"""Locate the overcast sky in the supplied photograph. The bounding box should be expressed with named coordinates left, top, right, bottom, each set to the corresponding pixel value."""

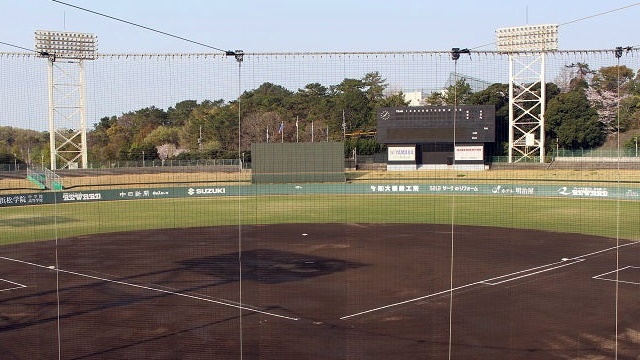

left=1, top=0, right=639, bottom=54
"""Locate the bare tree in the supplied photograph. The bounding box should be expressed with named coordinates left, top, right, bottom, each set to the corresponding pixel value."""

left=240, top=111, right=284, bottom=148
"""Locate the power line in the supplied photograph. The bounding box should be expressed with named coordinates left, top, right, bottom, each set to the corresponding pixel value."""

left=0, top=41, right=38, bottom=53
left=560, top=2, right=640, bottom=26
left=0, top=41, right=56, bottom=58
left=51, top=0, right=238, bottom=55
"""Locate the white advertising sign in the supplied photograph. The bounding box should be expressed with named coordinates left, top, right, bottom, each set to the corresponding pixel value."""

left=388, top=146, right=416, bottom=161
left=454, top=145, right=484, bottom=161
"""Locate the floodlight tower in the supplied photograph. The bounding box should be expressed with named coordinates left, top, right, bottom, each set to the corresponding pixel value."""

left=35, top=30, right=97, bottom=170
left=496, top=24, right=558, bottom=163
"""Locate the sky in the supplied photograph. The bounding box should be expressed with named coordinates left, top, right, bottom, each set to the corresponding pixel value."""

left=1, top=1, right=640, bottom=132
left=1, top=0, right=639, bottom=54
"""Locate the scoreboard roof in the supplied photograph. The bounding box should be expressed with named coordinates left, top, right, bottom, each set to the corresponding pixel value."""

left=376, top=105, right=495, bottom=144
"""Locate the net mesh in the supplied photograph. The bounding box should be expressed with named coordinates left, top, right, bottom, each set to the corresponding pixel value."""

left=1, top=49, right=640, bottom=359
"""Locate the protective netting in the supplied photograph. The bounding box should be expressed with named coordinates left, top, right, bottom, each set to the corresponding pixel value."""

left=1, top=49, right=640, bottom=359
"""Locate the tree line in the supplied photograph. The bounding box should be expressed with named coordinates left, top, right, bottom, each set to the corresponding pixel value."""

left=2, top=65, right=640, bottom=168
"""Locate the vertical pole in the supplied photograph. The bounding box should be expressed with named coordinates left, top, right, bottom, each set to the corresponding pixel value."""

left=448, top=51, right=459, bottom=360
left=342, top=109, right=346, bottom=141
left=539, top=53, right=546, bottom=163
left=311, top=121, right=314, bottom=143
left=47, top=59, right=56, bottom=170
left=234, top=52, right=244, bottom=360
left=507, top=55, right=514, bottom=163
left=79, top=60, right=88, bottom=168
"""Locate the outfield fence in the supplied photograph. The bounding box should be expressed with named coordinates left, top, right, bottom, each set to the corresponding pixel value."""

left=1, top=182, right=638, bottom=209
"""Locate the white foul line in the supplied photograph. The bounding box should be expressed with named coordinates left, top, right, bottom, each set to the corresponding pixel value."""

left=341, top=241, right=639, bottom=320
left=0, top=278, right=27, bottom=292
left=480, top=259, right=585, bottom=286
left=593, top=266, right=640, bottom=285
left=0, top=255, right=299, bottom=321
left=340, top=282, right=478, bottom=320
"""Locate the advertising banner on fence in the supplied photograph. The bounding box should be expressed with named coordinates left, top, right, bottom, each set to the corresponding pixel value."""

left=0, top=193, right=48, bottom=207
left=2, top=183, right=639, bottom=208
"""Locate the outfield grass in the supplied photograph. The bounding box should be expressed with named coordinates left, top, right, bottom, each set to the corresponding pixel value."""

left=3, top=168, right=639, bottom=245
left=2, top=193, right=638, bottom=245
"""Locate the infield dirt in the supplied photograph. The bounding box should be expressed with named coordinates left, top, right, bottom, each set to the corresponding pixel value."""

left=0, top=223, right=638, bottom=359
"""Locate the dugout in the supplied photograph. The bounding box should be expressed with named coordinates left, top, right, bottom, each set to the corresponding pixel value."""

left=376, top=105, right=495, bottom=170
left=251, top=142, right=345, bottom=184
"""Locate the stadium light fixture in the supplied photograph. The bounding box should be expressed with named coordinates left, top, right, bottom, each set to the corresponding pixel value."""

left=35, top=30, right=98, bottom=60
left=495, top=24, right=558, bottom=52
left=35, top=30, right=97, bottom=170
left=496, top=24, right=557, bottom=163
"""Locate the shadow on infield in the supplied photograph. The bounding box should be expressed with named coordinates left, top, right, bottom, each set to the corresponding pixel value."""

left=178, top=248, right=367, bottom=284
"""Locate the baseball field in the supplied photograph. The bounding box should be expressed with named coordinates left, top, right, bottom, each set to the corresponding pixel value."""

left=0, top=168, right=639, bottom=359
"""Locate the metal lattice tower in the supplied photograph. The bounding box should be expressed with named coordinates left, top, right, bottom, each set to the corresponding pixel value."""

left=496, top=24, right=558, bottom=163
left=35, top=30, right=97, bottom=170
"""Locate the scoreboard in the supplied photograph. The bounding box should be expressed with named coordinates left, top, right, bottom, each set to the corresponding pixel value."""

left=376, top=105, right=495, bottom=144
